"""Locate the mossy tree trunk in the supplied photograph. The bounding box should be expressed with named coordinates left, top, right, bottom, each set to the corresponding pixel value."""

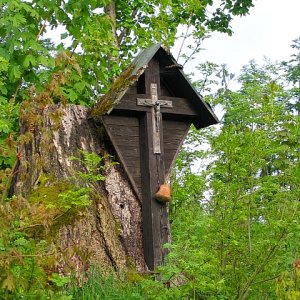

left=10, top=104, right=147, bottom=275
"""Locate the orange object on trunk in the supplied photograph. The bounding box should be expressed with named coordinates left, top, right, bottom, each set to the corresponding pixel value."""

left=155, top=184, right=171, bottom=203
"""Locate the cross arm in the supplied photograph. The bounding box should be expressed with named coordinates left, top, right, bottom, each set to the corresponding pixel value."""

left=114, top=94, right=198, bottom=117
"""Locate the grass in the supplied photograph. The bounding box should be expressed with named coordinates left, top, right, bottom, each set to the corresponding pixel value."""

left=70, top=267, right=145, bottom=300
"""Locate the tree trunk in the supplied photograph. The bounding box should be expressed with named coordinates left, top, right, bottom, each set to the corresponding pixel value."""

left=104, top=1, right=118, bottom=48
left=11, top=104, right=147, bottom=275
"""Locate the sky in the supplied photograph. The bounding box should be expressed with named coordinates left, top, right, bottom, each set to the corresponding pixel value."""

left=174, top=0, right=300, bottom=79
left=46, top=0, right=300, bottom=90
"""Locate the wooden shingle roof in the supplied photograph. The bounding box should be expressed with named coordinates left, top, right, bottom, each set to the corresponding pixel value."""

left=91, top=44, right=218, bottom=129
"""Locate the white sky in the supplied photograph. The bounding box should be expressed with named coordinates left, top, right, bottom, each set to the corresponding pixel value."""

left=174, top=0, right=300, bottom=78
left=47, top=0, right=300, bottom=87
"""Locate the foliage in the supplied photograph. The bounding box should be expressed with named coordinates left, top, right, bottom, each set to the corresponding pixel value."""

left=70, top=150, right=117, bottom=183
left=0, top=0, right=255, bottom=110
left=275, top=269, right=300, bottom=299
left=165, top=53, right=300, bottom=299
left=70, top=266, right=145, bottom=300
left=170, top=125, right=209, bottom=219
left=0, top=150, right=109, bottom=298
left=282, top=37, right=300, bottom=113
left=69, top=51, right=300, bottom=300
left=0, top=0, right=256, bottom=201
left=0, top=195, right=74, bottom=299
left=0, top=0, right=268, bottom=298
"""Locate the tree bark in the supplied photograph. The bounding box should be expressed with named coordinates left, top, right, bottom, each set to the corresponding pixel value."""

left=11, top=104, right=147, bottom=275
left=104, top=1, right=118, bottom=48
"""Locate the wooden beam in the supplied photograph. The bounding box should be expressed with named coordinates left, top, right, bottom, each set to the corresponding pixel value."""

left=114, top=95, right=198, bottom=117
left=145, top=59, right=161, bottom=95
left=140, top=58, right=169, bottom=269
left=140, top=112, right=169, bottom=270
left=140, top=112, right=154, bottom=269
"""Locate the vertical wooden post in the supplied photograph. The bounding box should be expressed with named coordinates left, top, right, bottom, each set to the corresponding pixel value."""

left=140, top=59, right=169, bottom=270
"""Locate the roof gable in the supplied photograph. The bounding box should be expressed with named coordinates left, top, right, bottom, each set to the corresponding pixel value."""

left=91, top=43, right=218, bottom=128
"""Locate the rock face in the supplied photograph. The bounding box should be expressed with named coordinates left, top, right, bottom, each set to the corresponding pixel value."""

left=11, top=104, right=147, bottom=274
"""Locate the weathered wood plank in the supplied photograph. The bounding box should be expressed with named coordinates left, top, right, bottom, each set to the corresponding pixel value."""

left=102, top=117, right=142, bottom=201
left=106, top=126, right=140, bottom=137
left=145, top=59, right=161, bottom=95
left=122, top=168, right=141, bottom=177
left=132, top=175, right=142, bottom=185
left=160, top=82, right=172, bottom=97
left=162, top=120, right=190, bottom=176
left=164, top=141, right=185, bottom=147
left=126, top=160, right=142, bottom=168
left=115, top=95, right=198, bottom=116
left=111, top=136, right=140, bottom=145
left=140, top=110, right=167, bottom=270
left=161, top=118, right=190, bottom=129
left=139, top=113, right=154, bottom=269
left=103, top=116, right=139, bottom=127
left=164, top=135, right=187, bottom=142
left=137, top=61, right=170, bottom=271
left=126, top=83, right=137, bottom=94
left=117, top=146, right=140, bottom=157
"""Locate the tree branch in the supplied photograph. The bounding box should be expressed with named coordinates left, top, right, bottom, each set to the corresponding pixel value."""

left=237, top=230, right=287, bottom=300
left=252, top=274, right=281, bottom=286
left=117, top=9, right=138, bottom=46
left=104, top=1, right=118, bottom=49
left=182, top=38, right=202, bottom=67
left=176, top=26, right=190, bottom=62
left=36, top=18, right=48, bottom=41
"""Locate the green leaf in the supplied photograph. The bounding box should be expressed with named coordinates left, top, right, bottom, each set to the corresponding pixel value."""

left=60, top=32, right=69, bottom=39
left=0, top=120, right=10, bottom=133
left=0, top=83, right=7, bottom=95
left=39, top=55, right=55, bottom=67
left=49, top=273, right=70, bottom=287
left=68, top=89, right=78, bottom=102
left=12, top=13, right=27, bottom=27
left=8, top=64, right=22, bottom=81
left=74, top=81, right=86, bottom=92
left=0, top=57, right=9, bottom=72
left=2, top=272, right=14, bottom=291
left=23, top=54, right=37, bottom=68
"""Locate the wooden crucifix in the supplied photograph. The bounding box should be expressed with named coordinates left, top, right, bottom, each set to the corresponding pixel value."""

left=137, top=83, right=172, bottom=154
left=138, top=61, right=172, bottom=270
left=94, top=44, right=218, bottom=270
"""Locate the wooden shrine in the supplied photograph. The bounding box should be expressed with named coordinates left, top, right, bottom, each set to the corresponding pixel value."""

left=91, top=44, right=218, bottom=270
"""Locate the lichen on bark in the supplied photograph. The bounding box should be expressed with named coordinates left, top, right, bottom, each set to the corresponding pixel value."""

left=11, top=104, right=147, bottom=276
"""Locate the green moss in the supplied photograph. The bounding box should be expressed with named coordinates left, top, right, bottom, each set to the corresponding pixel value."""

left=110, top=64, right=136, bottom=93
left=91, top=64, right=138, bottom=118
left=29, top=175, right=71, bottom=205
left=50, top=206, right=86, bottom=236
left=115, top=220, right=121, bottom=236
left=91, top=97, right=114, bottom=116
left=28, top=175, right=92, bottom=236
